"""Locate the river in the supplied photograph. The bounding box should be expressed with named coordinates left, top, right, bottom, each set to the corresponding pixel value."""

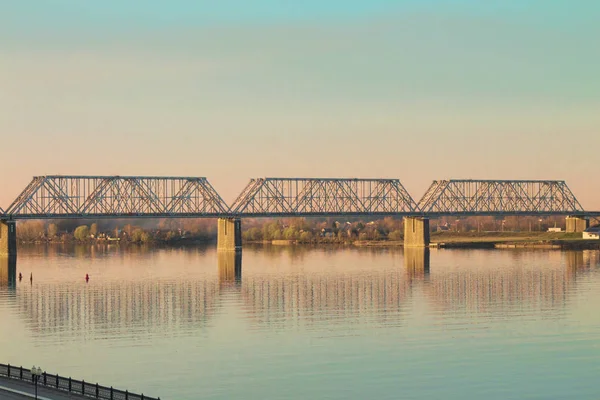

left=1, top=245, right=599, bottom=399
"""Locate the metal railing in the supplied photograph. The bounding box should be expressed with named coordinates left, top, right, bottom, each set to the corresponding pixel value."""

left=0, top=363, right=160, bottom=400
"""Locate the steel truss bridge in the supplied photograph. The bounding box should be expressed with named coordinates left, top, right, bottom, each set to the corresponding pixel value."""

left=0, top=176, right=598, bottom=220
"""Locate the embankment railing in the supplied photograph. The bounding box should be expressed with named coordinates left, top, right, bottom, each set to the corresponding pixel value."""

left=0, top=363, right=160, bottom=400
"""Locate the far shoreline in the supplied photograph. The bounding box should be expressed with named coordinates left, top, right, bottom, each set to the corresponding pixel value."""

left=245, top=231, right=600, bottom=250
left=17, top=231, right=600, bottom=251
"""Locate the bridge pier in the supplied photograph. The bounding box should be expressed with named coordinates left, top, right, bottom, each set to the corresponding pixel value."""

left=566, top=216, right=589, bottom=233
left=403, top=217, right=430, bottom=247
left=0, top=221, right=17, bottom=257
left=217, top=218, right=242, bottom=252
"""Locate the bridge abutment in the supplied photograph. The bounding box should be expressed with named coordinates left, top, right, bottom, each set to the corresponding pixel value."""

left=217, top=218, right=242, bottom=252
left=566, top=216, right=589, bottom=233
left=403, top=217, right=430, bottom=247
left=0, top=221, right=17, bottom=257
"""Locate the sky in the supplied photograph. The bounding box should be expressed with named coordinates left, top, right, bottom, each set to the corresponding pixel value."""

left=1, top=0, right=599, bottom=208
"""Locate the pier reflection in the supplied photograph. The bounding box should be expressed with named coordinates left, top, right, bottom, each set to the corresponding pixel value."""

left=0, top=256, right=17, bottom=290
left=218, top=252, right=242, bottom=287
left=404, top=248, right=430, bottom=280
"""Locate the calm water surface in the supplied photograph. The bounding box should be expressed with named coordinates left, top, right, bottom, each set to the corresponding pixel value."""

left=1, top=245, right=600, bottom=400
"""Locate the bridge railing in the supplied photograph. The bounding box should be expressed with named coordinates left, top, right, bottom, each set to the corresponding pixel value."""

left=0, top=363, right=160, bottom=400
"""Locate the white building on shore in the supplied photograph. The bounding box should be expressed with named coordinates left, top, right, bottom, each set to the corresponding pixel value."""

left=583, top=226, right=600, bottom=240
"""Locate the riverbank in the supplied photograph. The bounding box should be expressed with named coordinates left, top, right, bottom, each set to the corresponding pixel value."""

left=246, top=232, right=600, bottom=250
left=430, top=231, right=600, bottom=250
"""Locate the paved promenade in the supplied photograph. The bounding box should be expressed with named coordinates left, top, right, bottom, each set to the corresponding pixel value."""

left=0, top=376, right=88, bottom=399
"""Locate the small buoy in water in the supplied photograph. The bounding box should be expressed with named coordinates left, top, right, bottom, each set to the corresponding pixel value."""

left=85, top=273, right=89, bottom=282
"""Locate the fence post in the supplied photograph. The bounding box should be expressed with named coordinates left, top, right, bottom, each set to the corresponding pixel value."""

left=141, top=394, right=144, bottom=400
left=69, top=377, right=72, bottom=391
left=7, top=364, right=10, bottom=377
left=125, top=389, right=128, bottom=400
left=56, top=374, right=59, bottom=388
left=96, top=383, right=99, bottom=398
left=43, top=372, right=47, bottom=385
left=20, top=366, right=22, bottom=379
left=110, top=386, right=113, bottom=400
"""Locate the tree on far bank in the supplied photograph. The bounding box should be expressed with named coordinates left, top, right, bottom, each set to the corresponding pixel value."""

left=16, top=221, right=45, bottom=241
left=47, top=223, right=58, bottom=238
left=74, top=225, right=90, bottom=241
left=388, top=230, right=402, bottom=241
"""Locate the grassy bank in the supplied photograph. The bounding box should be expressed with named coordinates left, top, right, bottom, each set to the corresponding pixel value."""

left=431, top=231, right=600, bottom=250
left=246, top=231, right=600, bottom=250
left=430, top=231, right=583, bottom=243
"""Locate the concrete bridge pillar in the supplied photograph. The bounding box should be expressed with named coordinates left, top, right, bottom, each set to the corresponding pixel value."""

left=0, top=221, right=17, bottom=257
left=566, top=216, right=589, bottom=233
left=403, top=217, right=430, bottom=247
left=217, top=218, right=242, bottom=252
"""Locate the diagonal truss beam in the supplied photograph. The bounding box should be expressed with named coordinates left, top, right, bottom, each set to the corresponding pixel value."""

left=5, top=176, right=229, bottom=219
left=417, top=180, right=584, bottom=215
left=229, top=178, right=418, bottom=216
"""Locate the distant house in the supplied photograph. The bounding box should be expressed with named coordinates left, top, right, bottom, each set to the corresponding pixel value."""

left=320, top=228, right=335, bottom=238
left=436, top=224, right=450, bottom=232
left=583, top=226, right=600, bottom=240
left=547, top=227, right=562, bottom=233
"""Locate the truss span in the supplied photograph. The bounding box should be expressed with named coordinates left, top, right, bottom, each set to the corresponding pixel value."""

left=229, top=178, right=418, bottom=216
left=4, top=176, right=229, bottom=219
left=417, top=180, right=584, bottom=216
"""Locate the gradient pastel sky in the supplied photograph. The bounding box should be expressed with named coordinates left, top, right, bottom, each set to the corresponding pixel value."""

left=1, top=0, right=599, bottom=208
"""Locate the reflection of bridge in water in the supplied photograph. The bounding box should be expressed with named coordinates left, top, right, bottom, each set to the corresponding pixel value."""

left=423, top=250, right=600, bottom=315
left=239, top=255, right=413, bottom=327
left=1, top=249, right=597, bottom=335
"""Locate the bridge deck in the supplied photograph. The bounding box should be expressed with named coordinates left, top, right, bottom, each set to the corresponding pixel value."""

left=0, top=375, right=88, bottom=399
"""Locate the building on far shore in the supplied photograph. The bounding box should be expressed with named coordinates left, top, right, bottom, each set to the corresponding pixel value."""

left=547, top=227, right=562, bottom=233
left=583, top=226, right=600, bottom=240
